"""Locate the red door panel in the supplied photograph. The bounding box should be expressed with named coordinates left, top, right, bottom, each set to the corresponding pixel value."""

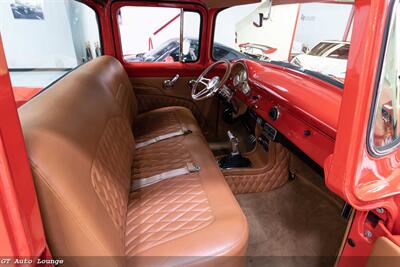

left=324, top=1, right=400, bottom=265
left=324, top=0, right=399, bottom=222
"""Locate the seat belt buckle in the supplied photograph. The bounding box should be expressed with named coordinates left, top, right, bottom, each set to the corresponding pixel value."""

left=182, top=127, right=192, bottom=135
left=187, top=162, right=200, bottom=172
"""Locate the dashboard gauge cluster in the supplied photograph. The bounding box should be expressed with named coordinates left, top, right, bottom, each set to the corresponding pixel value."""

left=231, top=63, right=251, bottom=96
left=242, top=82, right=251, bottom=95
left=233, top=73, right=241, bottom=87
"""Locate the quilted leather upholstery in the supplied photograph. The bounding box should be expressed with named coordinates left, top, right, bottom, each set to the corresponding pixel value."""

left=132, top=136, right=193, bottom=180
left=136, top=93, right=208, bottom=131
left=126, top=133, right=248, bottom=266
left=20, top=56, right=248, bottom=267
left=96, top=56, right=138, bottom=124
left=91, top=117, right=134, bottom=238
left=126, top=173, right=214, bottom=255
left=223, top=142, right=289, bottom=194
left=134, top=106, right=202, bottom=144
left=19, top=57, right=133, bottom=262
left=115, top=83, right=135, bottom=124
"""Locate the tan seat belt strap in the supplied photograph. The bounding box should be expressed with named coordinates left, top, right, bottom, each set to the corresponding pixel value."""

left=135, top=127, right=192, bottom=149
left=131, top=163, right=200, bottom=191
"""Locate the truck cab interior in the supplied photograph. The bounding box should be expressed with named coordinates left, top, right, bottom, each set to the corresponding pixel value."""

left=2, top=0, right=400, bottom=267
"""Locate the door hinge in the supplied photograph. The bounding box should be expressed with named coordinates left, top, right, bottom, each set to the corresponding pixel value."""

left=363, top=208, right=399, bottom=245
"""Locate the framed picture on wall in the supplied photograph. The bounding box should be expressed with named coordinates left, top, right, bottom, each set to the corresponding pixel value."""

left=10, top=0, right=44, bottom=20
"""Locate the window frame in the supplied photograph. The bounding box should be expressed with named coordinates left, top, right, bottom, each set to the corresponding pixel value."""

left=79, top=0, right=104, bottom=60
left=210, top=7, right=232, bottom=62
left=367, top=0, right=399, bottom=157
left=111, top=1, right=205, bottom=65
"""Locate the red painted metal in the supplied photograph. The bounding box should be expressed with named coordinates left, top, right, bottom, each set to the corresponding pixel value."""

left=231, top=59, right=340, bottom=166
left=153, top=13, right=181, bottom=35
left=325, top=0, right=398, bottom=214
left=337, top=211, right=374, bottom=267
left=0, top=34, right=50, bottom=264
left=343, top=6, right=355, bottom=41
left=325, top=1, right=400, bottom=264
left=110, top=1, right=209, bottom=77
left=12, top=87, right=41, bottom=108
left=149, top=13, right=181, bottom=50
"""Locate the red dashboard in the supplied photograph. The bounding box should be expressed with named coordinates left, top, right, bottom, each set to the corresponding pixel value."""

left=230, top=60, right=343, bottom=167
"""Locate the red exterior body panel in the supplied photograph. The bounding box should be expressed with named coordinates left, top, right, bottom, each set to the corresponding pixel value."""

left=325, top=1, right=400, bottom=264
left=325, top=0, right=399, bottom=213
left=0, top=34, right=50, bottom=264
left=13, top=87, right=41, bottom=108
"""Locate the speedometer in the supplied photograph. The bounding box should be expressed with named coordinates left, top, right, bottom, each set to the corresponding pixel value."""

left=240, top=70, right=247, bottom=81
left=233, top=74, right=241, bottom=87
left=242, top=82, right=251, bottom=96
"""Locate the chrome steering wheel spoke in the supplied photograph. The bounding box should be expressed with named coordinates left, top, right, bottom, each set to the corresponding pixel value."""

left=191, top=60, right=232, bottom=101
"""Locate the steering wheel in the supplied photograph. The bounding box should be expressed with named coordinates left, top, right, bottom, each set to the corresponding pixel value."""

left=191, top=59, right=232, bottom=101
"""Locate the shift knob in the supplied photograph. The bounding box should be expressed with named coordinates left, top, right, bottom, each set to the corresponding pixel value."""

left=227, top=131, right=239, bottom=155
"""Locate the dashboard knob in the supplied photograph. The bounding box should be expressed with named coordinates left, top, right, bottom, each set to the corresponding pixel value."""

left=268, top=107, right=280, bottom=121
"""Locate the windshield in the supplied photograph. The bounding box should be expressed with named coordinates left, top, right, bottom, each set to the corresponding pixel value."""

left=213, top=1, right=354, bottom=87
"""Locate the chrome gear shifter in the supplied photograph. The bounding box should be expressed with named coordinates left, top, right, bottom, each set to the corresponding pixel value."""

left=227, top=131, right=239, bottom=155
left=218, top=131, right=251, bottom=169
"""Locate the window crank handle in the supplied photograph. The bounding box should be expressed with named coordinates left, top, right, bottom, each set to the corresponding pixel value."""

left=163, top=74, right=180, bottom=89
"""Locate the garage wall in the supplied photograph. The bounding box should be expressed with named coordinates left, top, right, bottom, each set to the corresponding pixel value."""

left=0, top=0, right=100, bottom=69
left=0, top=0, right=77, bottom=69
left=293, top=3, right=353, bottom=52
left=119, top=6, right=201, bottom=56
left=65, top=0, right=101, bottom=64
left=214, top=3, right=260, bottom=49
left=235, top=3, right=299, bottom=61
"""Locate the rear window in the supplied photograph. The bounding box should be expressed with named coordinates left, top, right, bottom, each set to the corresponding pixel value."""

left=0, top=0, right=101, bottom=107
left=117, top=6, right=201, bottom=63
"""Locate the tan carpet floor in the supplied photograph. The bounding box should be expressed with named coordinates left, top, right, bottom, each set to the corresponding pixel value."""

left=236, top=176, right=347, bottom=267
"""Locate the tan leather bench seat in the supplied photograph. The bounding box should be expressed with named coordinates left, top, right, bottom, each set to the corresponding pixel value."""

left=82, top=56, right=202, bottom=143
left=134, top=106, right=202, bottom=144
left=19, top=56, right=248, bottom=267
left=128, top=134, right=248, bottom=266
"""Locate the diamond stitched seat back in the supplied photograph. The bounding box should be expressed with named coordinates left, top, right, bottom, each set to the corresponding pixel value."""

left=19, top=56, right=136, bottom=266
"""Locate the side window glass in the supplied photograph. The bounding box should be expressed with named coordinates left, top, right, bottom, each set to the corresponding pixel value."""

left=118, top=6, right=201, bottom=63
left=0, top=0, right=101, bottom=107
left=370, top=1, right=400, bottom=153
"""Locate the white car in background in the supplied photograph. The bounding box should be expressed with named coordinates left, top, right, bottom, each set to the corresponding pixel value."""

left=291, top=41, right=350, bottom=81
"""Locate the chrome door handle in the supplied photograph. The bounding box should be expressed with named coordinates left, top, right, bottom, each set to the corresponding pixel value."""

left=163, top=74, right=180, bottom=89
